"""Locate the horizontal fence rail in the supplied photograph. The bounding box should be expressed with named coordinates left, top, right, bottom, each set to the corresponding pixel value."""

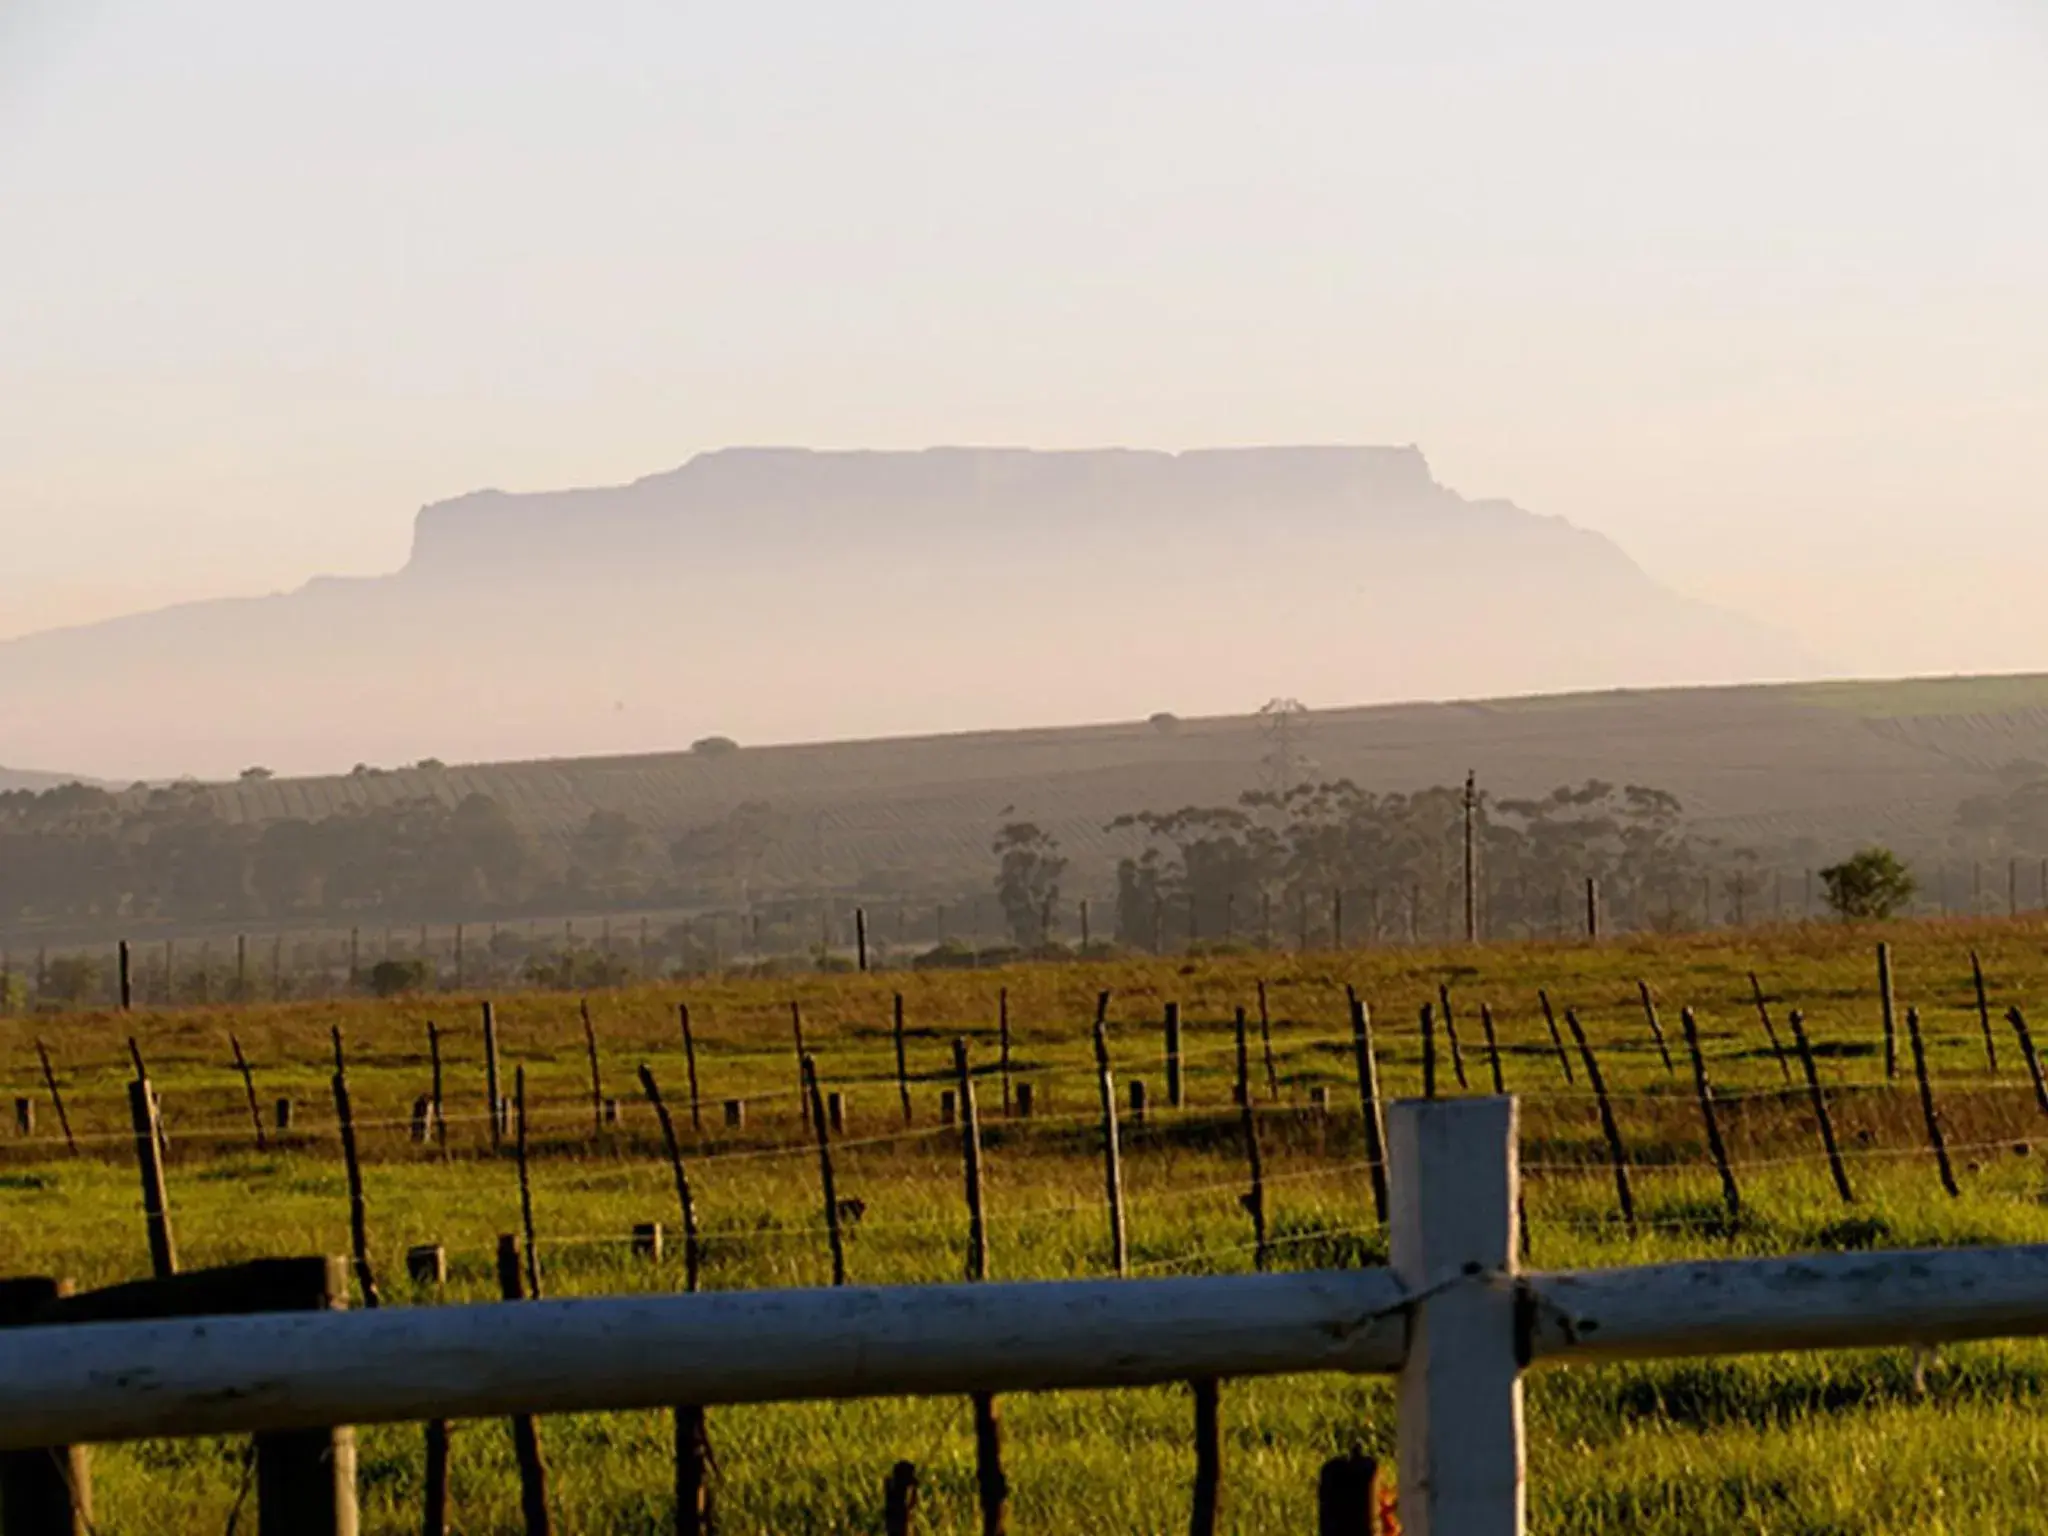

left=10, top=1097, right=2048, bottom=1533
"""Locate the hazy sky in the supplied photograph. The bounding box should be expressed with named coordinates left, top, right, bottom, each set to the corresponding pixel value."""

left=3, top=0, right=2045, bottom=675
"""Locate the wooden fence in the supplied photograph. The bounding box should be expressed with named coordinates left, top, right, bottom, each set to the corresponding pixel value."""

left=6, top=1097, right=2048, bottom=1533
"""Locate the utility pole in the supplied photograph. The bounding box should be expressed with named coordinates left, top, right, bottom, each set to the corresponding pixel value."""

left=1462, top=770, right=1480, bottom=944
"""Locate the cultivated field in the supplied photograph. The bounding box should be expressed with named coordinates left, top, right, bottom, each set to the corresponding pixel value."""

left=192, top=673, right=2048, bottom=895
left=8, top=920, right=2048, bottom=1531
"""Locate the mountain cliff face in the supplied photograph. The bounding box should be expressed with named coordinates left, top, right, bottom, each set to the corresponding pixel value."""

left=0, top=447, right=1813, bottom=779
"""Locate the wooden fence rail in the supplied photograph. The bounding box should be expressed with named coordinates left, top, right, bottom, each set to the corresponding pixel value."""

left=8, top=1098, right=2048, bottom=1534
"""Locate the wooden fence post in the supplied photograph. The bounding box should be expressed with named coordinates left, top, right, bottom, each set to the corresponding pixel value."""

left=856, top=908, right=869, bottom=974
left=1090, top=992, right=1127, bottom=1277
left=1634, top=982, right=1675, bottom=1076
left=1390, top=1096, right=1524, bottom=1536
left=953, top=1038, right=1008, bottom=1535
left=33, top=1042, right=75, bottom=1156
left=1971, top=952, right=2000, bottom=1074
left=251, top=1256, right=358, bottom=1536
left=482, top=1001, right=503, bottom=1149
left=1317, top=1448, right=1383, bottom=1535
left=637, top=1067, right=702, bottom=1292
left=1258, top=982, right=1280, bottom=1101
left=791, top=1002, right=812, bottom=1129
left=118, top=940, right=132, bottom=1013
left=128, top=1077, right=177, bottom=1278
left=804, top=1056, right=847, bottom=1286
left=1537, top=991, right=1574, bottom=1084
left=1678, top=1008, right=1740, bottom=1222
left=427, top=1019, right=447, bottom=1151
left=675, top=1404, right=714, bottom=1536
left=1563, top=1010, right=1634, bottom=1232
left=1348, top=989, right=1389, bottom=1224
left=2005, top=1007, right=2048, bottom=1117
left=1877, top=943, right=1898, bottom=1081
left=679, top=1003, right=703, bottom=1135
left=581, top=1000, right=605, bottom=1137
left=1787, top=1010, right=1854, bottom=1203
left=1234, top=1008, right=1269, bottom=1270
left=330, top=1028, right=382, bottom=1310
left=1191, top=1378, right=1222, bottom=1536
left=420, top=1258, right=450, bottom=1536
left=1421, top=1004, right=1438, bottom=1100
left=1905, top=1007, right=1961, bottom=1198
left=515, top=1069, right=542, bottom=1301
left=1745, top=974, right=1792, bottom=1083
left=495, top=1235, right=553, bottom=1536
left=894, top=993, right=913, bottom=1126
left=0, top=1278, right=91, bottom=1536
left=1477, top=1003, right=1506, bottom=1095
left=1164, top=1003, right=1184, bottom=1109
left=884, top=1462, right=919, bottom=1536
left=998, top=989, right=1013, bottom=1118
left=1437, top=986, right=1470, bottom=1091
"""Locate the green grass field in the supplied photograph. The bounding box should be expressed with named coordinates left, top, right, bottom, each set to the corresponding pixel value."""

left=8, top=920, right=2048, bottom=1532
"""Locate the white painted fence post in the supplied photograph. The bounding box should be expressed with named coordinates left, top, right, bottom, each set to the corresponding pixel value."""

left=1390, top=1095, right=1524, bottom=1536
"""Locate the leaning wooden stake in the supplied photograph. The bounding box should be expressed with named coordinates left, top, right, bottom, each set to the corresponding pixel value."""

left=330, top=1028, right=383, bottom=1309
left=1090, top=991, right=1127, bottom=1276
left=1190, top=1378, right=1222, bottom=1536
left=495, top=1234, right=554, bottom=1536
left=1746, top=973, right=1793, bottom=1084
left=1787, top=1009, right=1854, bottom=1203
left=33, top=1040, right=75, bottom=1155
left=1257, top=981, right=1280, bottom=1101
left=1477, top=1002, right=1506, bottom=1095
left=639, top=1063, right=713, bottom=1533
left=1563, top=1009, right=1635, bottom=1231
left=515, top=1068, right=543, bottom=1299
left=679, top=1002, right=704, bottom=1135
left=1234, top=1008, right=1270, bottom=1269
left=482, top=1001, right=504, bottom=1149
left=1635, top=981, right=1675, bottom=1075
left=1437, top=985, right=1470, bottom=1091
left=1537, top=990, right=1574, bottom=1084
left=1877, top=942, right=1899, bottom=1081
left=791, top=1002, right=812, bottom=1128
left=1971, top=951, right=2000, bottom=1074
left=804, top=1055, right=848, bottom=1286
left=893, top=993, right=913, bottom=1126
left=954, top=1038, right=1008, bottom=1536
left=1678, top=1008, right=1741, bottom=1222
left=638, top=1066, right=703, bottom=1292
left=1348, top=988, right=1390, bottom=1224
left=2006, top=1006, right=2048, bottom=1117
left=127, top=1075, right=177, bottom=1278
left=580, top=999, right=605, bottom=1137
left=1905, top=1007, right=1961, bottom=1198
left=231, top=1032, right=267, bottom=1151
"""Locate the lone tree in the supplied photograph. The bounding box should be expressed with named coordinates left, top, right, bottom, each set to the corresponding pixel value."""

left=1820, top=847, right=1917, bottom=921
left=993, top=821, right=1067, bottom=947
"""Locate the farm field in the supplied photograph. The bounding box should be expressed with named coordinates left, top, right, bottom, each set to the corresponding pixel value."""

left=192, top=672, right=2048, bottom=897
left=9, top=920, right=2048, bottom=1531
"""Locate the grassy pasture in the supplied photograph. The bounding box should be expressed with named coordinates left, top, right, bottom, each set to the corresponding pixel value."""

left=8, top=920, right=2048, bottom=1532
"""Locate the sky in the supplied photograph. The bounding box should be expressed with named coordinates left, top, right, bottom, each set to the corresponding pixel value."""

left=2, top=0, right=2045, bottom=676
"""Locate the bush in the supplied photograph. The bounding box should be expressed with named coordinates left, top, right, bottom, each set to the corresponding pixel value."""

left=367, top=957, right=431, bottom=997
left=691, top=736, right=740, bottom=758
left=41, top=955, right=101, bottom=1005
left=1819, top=847, right=1917, bottom=921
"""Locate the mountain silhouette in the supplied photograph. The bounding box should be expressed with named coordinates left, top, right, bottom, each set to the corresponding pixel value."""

left=0, top=446, right=1814, bottom=779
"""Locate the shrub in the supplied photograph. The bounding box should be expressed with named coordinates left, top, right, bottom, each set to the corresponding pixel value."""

left=1819, top=847, right=1917, bottom=921
left=367, top=957, right=431, bottom=997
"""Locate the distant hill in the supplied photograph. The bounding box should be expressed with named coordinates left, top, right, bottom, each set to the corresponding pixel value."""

left=193, top=673, right=2048, bottom=901
left=0, top=766, right=98, bottom=793
left=0, top=445, right=1812, bottom=780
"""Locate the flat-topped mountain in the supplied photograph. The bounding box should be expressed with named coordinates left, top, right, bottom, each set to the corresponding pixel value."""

left=0, top=446, right=1811, bottom=779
